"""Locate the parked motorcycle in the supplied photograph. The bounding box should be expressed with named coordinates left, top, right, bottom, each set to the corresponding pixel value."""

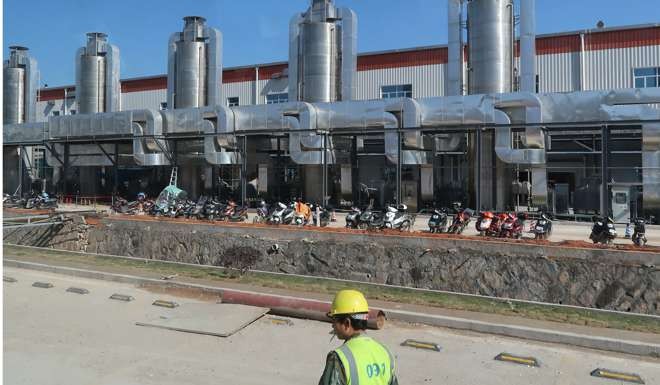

left=186, top=196, right=208, bottom=220
left=312, top=205, right=330, bottom=227
left=590, top=216, right=617, bottom=245
left=447, top=208, right=473, bottom=234
left=253, top=200, right=269, bottom=224
left=382, top=204, right=413, bottom=232
left=475, top=211, right=494, bottom=236
left=268, top=202, right=294, bottom=225
left=345, top=207, right=362, bottom=229
left=204, top=199, right=224, bottom=221
left=632, top=218, right=647, bottom=247
left=486, top=213, right=508, bottom=237
left=500, top=212, right=525, bottom=239
left=531, top=213, right=553, bottom=240
left=227, top=205, right=249, bottom=222
left=428, top=208, right=448, bottom=233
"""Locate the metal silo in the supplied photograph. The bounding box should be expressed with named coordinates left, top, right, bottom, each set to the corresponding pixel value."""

left=167, top=16, right=222, bottom=109
left=75, top=33, right=120, bottom=114
left=3, top=46, right=38, bottom=124
left=289, top=0, right=357, bottom=103
left=467, top=0, right=514, bottom=94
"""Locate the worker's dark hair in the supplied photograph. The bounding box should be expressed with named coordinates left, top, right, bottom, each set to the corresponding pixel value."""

left=335, top=314, right=368, bottom=330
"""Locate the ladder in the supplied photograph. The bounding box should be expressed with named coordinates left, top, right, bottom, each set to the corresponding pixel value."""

left=169, top=167, right=178, bottom=187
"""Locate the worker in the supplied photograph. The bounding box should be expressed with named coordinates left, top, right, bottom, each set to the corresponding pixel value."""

left=319, top=289, right=398, bottom=385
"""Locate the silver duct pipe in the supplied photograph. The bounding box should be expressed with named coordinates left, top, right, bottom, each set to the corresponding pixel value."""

left=519, top=0, right=537, bottom=93
left=3, top=46, right=38, bottom=124
left=383, top=98, right=429, bottom=164
left=203, top=105, right=240, bottom=165
left=167, top=16, right=222, bottom=109
left=447, top=0, right=464, bottom=96
left=133, top=109, right=169, bottom=166
left=75, top=32, right=121, bottom=114
left=3, top=122, right=47, bottom=144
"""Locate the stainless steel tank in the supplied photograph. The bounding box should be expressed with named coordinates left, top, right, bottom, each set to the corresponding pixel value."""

left=301, top=22, right=338, bottom=103
left=4, top=66, right=25, bottom=124
left=3, top=46, right=37, bottom=124
left=467, top=0, right=514, bottom=94
left=167, top=16, right=222, bottom=109
left=289, top=0, right=356, bottom=103
left=75, top=32, right=121, bottom=114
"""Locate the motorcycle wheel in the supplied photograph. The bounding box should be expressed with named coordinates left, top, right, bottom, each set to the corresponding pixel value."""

left=358, top=223, right=367, bottom=230
left=208, top=215, right=215, bottom=221
left=253, top=217, right=260, bottom=224
left=400, top=221, right=411, bottom=232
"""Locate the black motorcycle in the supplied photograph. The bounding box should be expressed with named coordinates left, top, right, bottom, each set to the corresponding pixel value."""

left=590, top=216, right=617, bottom=245
left=632, top=218, right=647, bottom=247
left=345, top=207, right=362, bottom=229
left=531, top=213, right=553, bottom=240
left=428, top=209, right=448, bottom=233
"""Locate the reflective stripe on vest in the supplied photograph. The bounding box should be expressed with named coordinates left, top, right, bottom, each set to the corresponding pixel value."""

left=335, top=336, right=393, bottom=385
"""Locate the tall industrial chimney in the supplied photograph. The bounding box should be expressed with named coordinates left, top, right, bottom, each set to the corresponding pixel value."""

left=75, top=32, right=121, bottom=114
left=289, top=0, right=357, bottom=103
left=167, top=16, right=222, bottom=109
left=3, top=46, right=38, bottom=124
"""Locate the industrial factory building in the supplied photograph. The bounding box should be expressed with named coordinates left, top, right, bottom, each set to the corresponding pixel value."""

left=4, top=0, right=660, bottom=222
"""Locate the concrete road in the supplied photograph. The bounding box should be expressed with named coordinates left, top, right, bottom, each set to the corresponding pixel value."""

left=4, top=267, right=659, bottom=385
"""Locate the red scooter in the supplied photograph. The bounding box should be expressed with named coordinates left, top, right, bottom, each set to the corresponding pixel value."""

left=500, top=212, right=525, bottom=239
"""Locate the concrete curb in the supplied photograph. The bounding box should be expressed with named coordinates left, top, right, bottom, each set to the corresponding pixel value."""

left=5, top=259, right=660, bottom=358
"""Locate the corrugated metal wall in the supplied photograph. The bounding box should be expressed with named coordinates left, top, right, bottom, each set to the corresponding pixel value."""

left=35, top=43, right=660, bottom=116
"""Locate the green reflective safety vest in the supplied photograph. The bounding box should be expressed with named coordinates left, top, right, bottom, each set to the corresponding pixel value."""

left=334, top=335, right=395, bottom=385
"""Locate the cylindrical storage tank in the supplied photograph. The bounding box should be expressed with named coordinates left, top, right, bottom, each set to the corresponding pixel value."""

left=467, top=0, right=514, bottom=94
left=3, top=66, right=25, bottom=124
left=175, top=40, right=207, bottom=108
left=301, top=22, right=336, bottom=103
left=78, top=55, right=106, bottom=114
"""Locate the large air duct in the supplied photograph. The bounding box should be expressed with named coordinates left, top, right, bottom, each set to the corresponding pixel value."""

left=3, top=46, right=38, bottom=124
left=289, top=0, right=357, bottom=103
left=167, top=16, right=222, bottom=109
left=75, top=32, right=121, bottom=114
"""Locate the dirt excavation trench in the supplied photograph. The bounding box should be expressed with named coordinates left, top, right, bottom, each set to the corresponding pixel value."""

left=4, top=215, right=659, bottom=315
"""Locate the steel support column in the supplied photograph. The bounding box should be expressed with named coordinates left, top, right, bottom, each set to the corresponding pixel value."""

left=600, top=125, right=610, bottom=217
left=396, top=131, right=402, bottom=205
left=113, top=143, right=119, bottom=196
left=322, top=132, right=328, bottom=206
left=476, top=128, right=482, bottom=211
left=241, top=136, right=247, bottom=205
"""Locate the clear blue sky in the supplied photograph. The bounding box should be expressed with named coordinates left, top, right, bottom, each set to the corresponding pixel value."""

left=3, top=0, right=658, bottom=87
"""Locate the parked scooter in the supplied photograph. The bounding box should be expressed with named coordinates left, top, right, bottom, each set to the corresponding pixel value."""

left=358, top=205, right=383, bottom=230
left=204, top=199, right=224, bottom=221
left=227, top=205, right=249, bottom=222
left=187, top=196, right=208, bottom=220
left=428, top=208, right=448, bottom=233
left=632, top=218, right=647, bottom=247
left=531, top=213, right=553, bottom=240
left=590, top=216, right=617, bottom=245
left=253, top=200, right=269, bottom=224
left=383, top=204, right=413, bottom=232
left=447, top=208, right=473, bottom=234
left=312, top=204, right=330, bottom=227
left=268, top=202, right=293, bottom=225
left=500, top=212, right=525, bottom=239
left=475, top=211, right=494, bottom=236
left=486, top=213, right=508, bottom=237
left=345, top=207, right=362, bottom=229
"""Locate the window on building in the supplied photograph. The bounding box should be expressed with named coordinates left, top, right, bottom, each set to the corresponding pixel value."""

left=633, top=67, right=659, bottom=88
left=227, top=97, right=239, bottom=107
left=381, top=84, right=412, bottom=99
left=266, top=92, right=288, bottom=104
left=160, top=102, right=168, bottom=110
left=70, top=109, right=76, bottom=115
left=52, top=111, right=60, bottom=116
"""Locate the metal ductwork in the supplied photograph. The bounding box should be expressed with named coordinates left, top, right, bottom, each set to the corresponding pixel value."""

left=447, top=0, right=464, bottom=96
left=383, top=98, right=430, bottom=165
left=289, top=0, right=357, bottom=103
left=3, top=46, right=38, bottom=124
left=467, top=0, right=514, bottom=94
left=167, top=16, right=222, bottom=109
left=133, top=109, right=169, bottom=166
left=203, top=105, right=240, bottom=165
left=75, top=32, right=121, bottom=114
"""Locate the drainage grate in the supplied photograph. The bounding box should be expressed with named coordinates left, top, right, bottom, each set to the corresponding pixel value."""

left=66, top=287, right=90, bottom=295
left=152, top=300, right=179, bottom=308
left=109, top=293, right=134, bottom=302
left=32, top=282, right=54, bottom=289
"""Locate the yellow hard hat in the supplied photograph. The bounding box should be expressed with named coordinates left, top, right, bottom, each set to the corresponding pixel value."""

left=328, top=289, right=369, bottom=317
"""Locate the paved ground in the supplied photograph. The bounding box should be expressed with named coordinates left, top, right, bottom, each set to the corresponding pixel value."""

left=4, top=267, right=659, bottom=385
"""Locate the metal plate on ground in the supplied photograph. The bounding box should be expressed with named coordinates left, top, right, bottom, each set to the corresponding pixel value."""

left=590, top=368, right=644, bottom=384
left=4, top=276, right=17, bottom=283
left=136, top=303, right=269, bottom=337
left=401, top=339, right=441, bottom=352
left=32, top=282, right=53, bottom=289
left=494, top=353, right=539, bottom=367
left=66, top=287, right=90, bottom=295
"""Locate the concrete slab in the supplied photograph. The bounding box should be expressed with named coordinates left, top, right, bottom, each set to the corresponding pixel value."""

left=136, top=303, right=268, bottom=337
